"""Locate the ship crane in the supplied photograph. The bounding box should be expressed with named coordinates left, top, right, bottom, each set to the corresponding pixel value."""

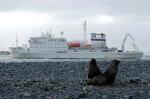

left=121, top=33, right=139, bottom=52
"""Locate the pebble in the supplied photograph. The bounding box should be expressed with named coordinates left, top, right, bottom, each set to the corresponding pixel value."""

left=23, top=91, right=30, bottom=97
left=0, top=60, right=149, bottom=99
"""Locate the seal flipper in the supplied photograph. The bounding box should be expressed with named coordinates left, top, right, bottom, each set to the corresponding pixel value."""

left=88, top=58, right=102, bottom=79
left=103, top=60, right=120, bottom=84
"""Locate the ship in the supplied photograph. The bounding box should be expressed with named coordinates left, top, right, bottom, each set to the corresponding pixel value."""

left=9, top=21, right=143, bottom=60
left=0, top=51, right=11, bottom=55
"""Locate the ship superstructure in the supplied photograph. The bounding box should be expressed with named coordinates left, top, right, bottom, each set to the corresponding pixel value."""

left=28, top=33, right=68, bottom=52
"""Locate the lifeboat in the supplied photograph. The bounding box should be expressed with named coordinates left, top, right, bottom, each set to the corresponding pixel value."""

left=68, top=41, right=80, bottom=47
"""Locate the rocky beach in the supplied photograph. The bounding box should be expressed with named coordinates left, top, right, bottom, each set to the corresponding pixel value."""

left=0, top=60, right=150, bottom=99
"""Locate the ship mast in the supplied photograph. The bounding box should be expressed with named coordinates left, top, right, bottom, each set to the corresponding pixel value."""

left=46, top=27, right=52, bottom=37
left=61, top=31, right=64, bottom=38
left=16, top=34, right=18, bottom=47
left=49, top=28, right=52, bottom=34
left=83, top=20, right=87, bottom=43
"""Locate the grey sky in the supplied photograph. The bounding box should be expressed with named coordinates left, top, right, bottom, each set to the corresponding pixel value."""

left=0, top=0, right=150, bottom=55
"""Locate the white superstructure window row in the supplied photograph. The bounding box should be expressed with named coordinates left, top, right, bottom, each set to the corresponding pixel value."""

left=29, top=36, right=68, bottom=50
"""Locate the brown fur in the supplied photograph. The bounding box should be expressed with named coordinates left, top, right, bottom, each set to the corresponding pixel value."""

left=88, top=58, right=102, bottom=79
left=87, top=75, right=106, bottom=85
left=104, top=60, right=120, bottom=84
left=87, top=59, right=120, bottom=85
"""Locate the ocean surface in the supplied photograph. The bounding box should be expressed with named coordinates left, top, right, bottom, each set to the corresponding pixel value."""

left=0, top=55, right=150, bottom=62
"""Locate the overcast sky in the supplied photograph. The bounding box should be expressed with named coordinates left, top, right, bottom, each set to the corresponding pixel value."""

left=0, top=0, right=150, bottom=55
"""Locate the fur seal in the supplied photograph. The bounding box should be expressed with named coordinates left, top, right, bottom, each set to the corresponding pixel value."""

left=104, top=60, right=120, bottom=84
left=88, top=58, right=102, bottom=79
left=87, top=74, right=106, bottom=85
left=87, top=59, right=120, bottom=85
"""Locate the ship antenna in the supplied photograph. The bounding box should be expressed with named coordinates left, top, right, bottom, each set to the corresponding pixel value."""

left=49, top=27, right=53, bottom=37
left=83, top=20, right=87, bottom=43
left=41, top=32, right=44, bottom=36
left=61, top=31, right=64, bottom=38
left=50, top=28, right=52, bottom=34
left=16, top=34, right=18, bottom=47
left=46, top=30, right=49, bottom=36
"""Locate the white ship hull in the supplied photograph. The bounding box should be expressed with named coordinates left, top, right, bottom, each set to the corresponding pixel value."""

left=9, top=48, right=143, bottom=60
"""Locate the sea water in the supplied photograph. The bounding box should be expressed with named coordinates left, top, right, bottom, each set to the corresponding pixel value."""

left=0, top=55, right=149, bottom=63
left=0, top=55, right=91, bottom=62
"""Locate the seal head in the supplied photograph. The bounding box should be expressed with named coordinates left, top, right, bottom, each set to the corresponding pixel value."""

left=88, top=58, right=102, bottom=79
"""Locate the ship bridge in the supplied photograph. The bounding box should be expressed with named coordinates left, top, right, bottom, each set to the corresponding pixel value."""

left=90, top=33, right=107, bottom=49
